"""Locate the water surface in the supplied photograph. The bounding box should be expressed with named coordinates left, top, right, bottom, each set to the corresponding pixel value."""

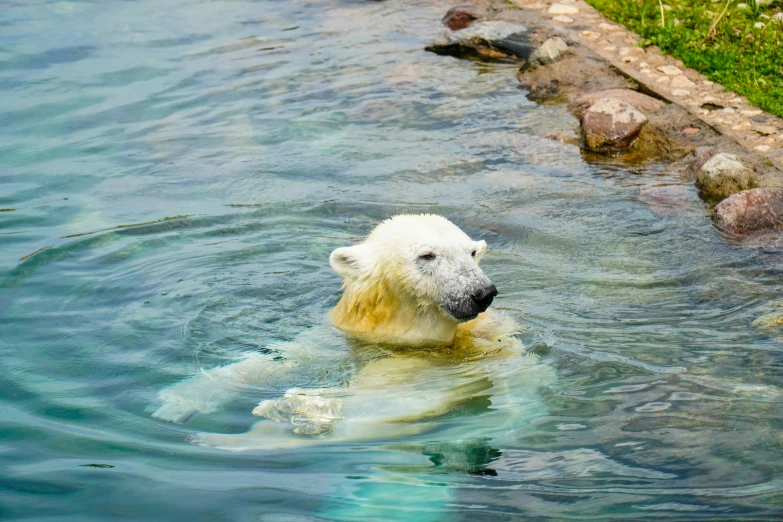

left=3, top=0, right=783, bottom=520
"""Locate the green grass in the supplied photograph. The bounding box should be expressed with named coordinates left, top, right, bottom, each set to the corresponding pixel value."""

left=583, top=0, right=783, bottom=117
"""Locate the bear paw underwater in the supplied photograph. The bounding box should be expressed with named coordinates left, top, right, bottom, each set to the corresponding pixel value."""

left=152, top=214, right=552, bottom=449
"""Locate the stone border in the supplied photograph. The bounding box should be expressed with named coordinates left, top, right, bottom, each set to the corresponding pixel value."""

left=511, top=0, right=783, bottom=169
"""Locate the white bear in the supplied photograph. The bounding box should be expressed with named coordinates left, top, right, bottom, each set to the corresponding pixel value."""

left=152, top=214, right=551, bottom=450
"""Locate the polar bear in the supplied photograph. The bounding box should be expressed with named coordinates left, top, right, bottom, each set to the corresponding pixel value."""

left=152, top=214, right=550, bottom=450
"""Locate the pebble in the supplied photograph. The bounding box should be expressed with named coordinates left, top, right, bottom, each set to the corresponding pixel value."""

left=755, top=125, right=777, bottom=136
left=548, top=3, right=579, bottom=15
left=655, top=76, right=671, bottom=83
left=619, top=46, right=645, bottom=56
left=755, top=145, right=771, bottom=152
left=671, top=75, right=696, bottom=88
left=581, top=31, right=601, bottom=40
left=658, top=65, right=683, bottom=76
left=553, top=15, right=574, bottom=23
left=598, top=23, right=615, bottom=30
left=602, top=45, right=617, bottom=51
left=671, top=89, right=691, bottom=96
left=742, top=109, right=763, bottom=116
left=683, top=127, right=700, bottom=135
left=620, top=56, right=638, bottom=63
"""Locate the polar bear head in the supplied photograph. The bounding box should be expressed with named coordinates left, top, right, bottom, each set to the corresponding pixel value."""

left=329, top=214, right=497, bottom=346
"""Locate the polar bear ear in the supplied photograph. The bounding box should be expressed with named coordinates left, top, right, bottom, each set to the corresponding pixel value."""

left=330, top=245, right=371, bottom=279
left=473, top=240, right=487, bottom=264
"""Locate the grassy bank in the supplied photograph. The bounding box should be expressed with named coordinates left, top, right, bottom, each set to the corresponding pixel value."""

left=583, top=0, right=783, bottom=117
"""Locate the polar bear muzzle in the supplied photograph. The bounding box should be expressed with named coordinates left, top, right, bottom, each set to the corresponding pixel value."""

left=439, top=267, right=498, bottom=322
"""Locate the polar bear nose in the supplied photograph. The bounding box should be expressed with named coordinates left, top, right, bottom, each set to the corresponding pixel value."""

left=472, top=284, right=498, bottom=313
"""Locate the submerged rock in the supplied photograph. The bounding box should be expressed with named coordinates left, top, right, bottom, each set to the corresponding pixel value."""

left=639, top=184, right=691, bottom=217
left=579, top=98, right=648, bottom=153
left=695, top=153, right=756, bottom=200
left=442, top=6, right=480, bottom=31
left=543, top=128, right=579, bottom=145
left=526, top=80, right=566, bottom=103
left=524, top=37, right=569, bottom=69
left=426, top=21, right=532, bottom=62
left=713, top=188, right=783, bottom=235
left=568, top=89, right=664, bottom=118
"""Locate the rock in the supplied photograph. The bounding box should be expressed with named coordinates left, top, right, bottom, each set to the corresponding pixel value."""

left=754, top=124, right=777, bottom=136
left=714, top=188, right=783, bottom=235
left=543, top=128, right=579, bottom=145
left=425, top=21, right=532, bottom=62
left=568, top=89, right=664, bottom=118
left=683, top=127, right=700, bottom=135
left=442, top=6, right=480, bottom=31
left=548, top=3, right=579, bottom=15
left=579, top=98, right=648, bottom=153
left=695, top=153, right=756, bottom=199
left=671, top=75, right=696, bottom=88
left=526, top=79, right=565, bottom=103
left=639, top=184, right=691, bottom=217
left=524, top=37, right=569, bottom=69
left=657, top=65, right=683, bottom=76
left=690, top=146, right=715, bottom=173
left=619, top=46, right=645, bottom=57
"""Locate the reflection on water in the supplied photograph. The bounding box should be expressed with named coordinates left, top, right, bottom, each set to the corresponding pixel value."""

left=2, top=0, right=783, bottom=519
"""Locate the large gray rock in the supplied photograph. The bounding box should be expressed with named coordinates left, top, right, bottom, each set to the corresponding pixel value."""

left=568, top=89, right=664, bottom=118
left=579, top=98, right=648, bottom=153
left=426, top=21, right=532, bottom=62
left=525, top=37, right=569, bottom=69
left=714, top=188, right=783, bottom=235
left=695, top=153, right=756, bottom=200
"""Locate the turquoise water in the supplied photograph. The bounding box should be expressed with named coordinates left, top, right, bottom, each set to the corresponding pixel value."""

left=3, top=0, right=783, bottom=519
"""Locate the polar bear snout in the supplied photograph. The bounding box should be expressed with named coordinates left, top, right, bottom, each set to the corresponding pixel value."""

left=441, top=270, right=497, bottom=322
left=472, top=284, right=498, bottom=314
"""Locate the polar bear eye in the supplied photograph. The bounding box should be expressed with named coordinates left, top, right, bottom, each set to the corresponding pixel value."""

left=471, top=250, right=477, bottom=258
left=418, top=253, right=436, bottom=261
